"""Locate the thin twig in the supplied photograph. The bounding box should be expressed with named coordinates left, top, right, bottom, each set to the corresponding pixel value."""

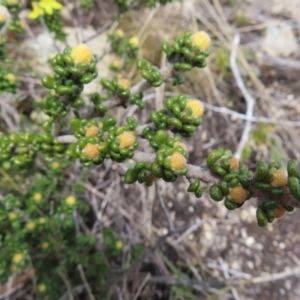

left=173, top=219, right=203, bottom=245
left=85, top=64, right=175, bottom=118
left=4, top=275, right=13, bottom=300
left=0, top=269, right=35, bottom=298
left=218, top=258, right=241, bottom=300
left=133, top=151, right=219, bottom=184
left=77, top=265, right=96, bottom=300
left=92, top=181, right=117, bottom=231
left=116, top=226, right=188, bottom=279
left=144, top=183, right=155, bottom=240
left=82, top=20, right=114, bottom=43
left=1, top=283, right=23, bottom=300
left=156, top=182, right=174, bottom=233
left=132, top=273, right=151, bottom=300
left=148, top=276, right=207, bottom=292
left=207, top=263, right=251, bottom=279
left=129, top=88, right=300, bottom=126
left=57, top=135, right=78, bottom=143
left=57, top=285, right=84, bottom=300
left=0, top=167, right=20, bottom=191
left=201, top=101, right=300, bottom=126
left=129, top=64, right=174, bottom=97
left=163, top=91, right=300, bottom=126
left=58, top=271, right=75, bottom=300
left=250, top=265, right=300, bottom=284
left=230, top=33, right=254, bottom=159
left=74, top=0, right=84, bottom=43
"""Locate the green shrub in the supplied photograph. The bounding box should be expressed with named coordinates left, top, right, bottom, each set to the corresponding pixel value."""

left=0, top=0, right=299, bottom=298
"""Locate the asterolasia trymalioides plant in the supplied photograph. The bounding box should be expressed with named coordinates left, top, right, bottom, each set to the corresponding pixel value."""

left=1, top=0, right=300, bottom=296
left=0, top=19, right=299, bottom=227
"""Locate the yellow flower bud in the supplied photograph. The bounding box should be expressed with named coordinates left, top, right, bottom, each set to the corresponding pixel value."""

left=70, top=44, right=93, bottom=65
left=83, top=143, right=100, bottom=159
left=66, top=195, right=76, bottom=206
left=170, top=152, right=187, bottom=171
left=115, top=240, right=123, bottom=250
left=115, top=29, right=124, bottom=37
left=7, top=73, right=16, bottom=82
left=269, top=170, right=287, bottom=188
left=186, top=99, right=204, bottom=118
left=33, top=193, right=42, bottom=203
left=119, top=131, right=136, bottom=148
left=26, top=221, right=35, bottom=231
left=229, top=185, right=247, bottom=204
left=111, top=60, right=122, bottom=69
left=37, top=283, right=47, bottom=293
left=41, top=242, right=49, bottom=250
left=39, top=217, right=46, bottom=224
left=229, top=157, right=239, bottom=170
left=129, top=36, right=139, bottom=47
left=51, top=161, right=60, bottom=169
left=118, top=79, right=131, bottom=90
left=8, top=212, right=17, bottom=220
left=190, top=31, right=211, bottom=50
left=85, top=125, right=99, bottom=137
left=12, top=253, right=23, bottom=264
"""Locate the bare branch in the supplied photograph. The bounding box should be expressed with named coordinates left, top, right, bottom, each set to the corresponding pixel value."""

left=83, top=64, right=175, bottom=119
left=82, top=20, right=114, bottom=44
left=57, top=135, right=78, bottom=144
left=156, top=182, right=174, bottom=233
left=230, top=33, right=254, bottom=160
left=77, top=265, right=96, bottom=300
